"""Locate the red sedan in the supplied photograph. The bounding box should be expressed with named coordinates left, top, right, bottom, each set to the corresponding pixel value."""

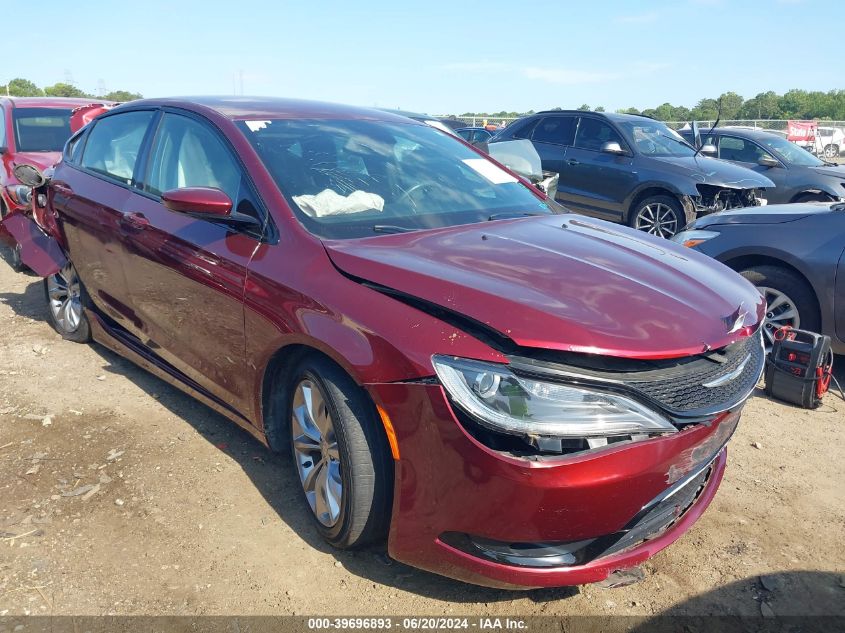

left=0, top=97, right=112, bottom=268
left=5, top=97, right=765, bottom=588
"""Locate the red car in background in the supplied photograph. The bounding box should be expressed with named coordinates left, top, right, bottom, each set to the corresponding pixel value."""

left=0, top=97, right=112, bottom=268
left=5, top=97, right=766, bottom=588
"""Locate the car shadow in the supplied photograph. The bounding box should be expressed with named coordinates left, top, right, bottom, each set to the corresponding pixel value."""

left=626, top=571, right=844, bottom=630
left=87, top=341, right=577, bottom=604
left=0, top=272, right=48, bottom=321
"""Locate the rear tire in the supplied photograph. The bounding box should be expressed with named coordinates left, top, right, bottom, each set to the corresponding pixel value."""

left=629, top=195, right=685, bottom=239
left=286, top=354, right=391, bottom=549
left=823, top=144, right=839, bottom=159
left=44, top=262, right=91, bottom=343
left=9, top=243, right=24, bottom=272
left=739, top=265, right=820, bottom=350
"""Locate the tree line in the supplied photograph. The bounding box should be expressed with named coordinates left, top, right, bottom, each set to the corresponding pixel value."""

left=1, top=77, right=142, bottom=103
left=457, top=89, right=845, bottom=122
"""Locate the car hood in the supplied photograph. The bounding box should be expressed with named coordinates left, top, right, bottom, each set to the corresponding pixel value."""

left=649, top=155, right=774, bottom=189
left=689, top=202, right=840, bottom=227
left=323, top=215, right=764, bottom=359
left=810, top=164, right=845, bottom=179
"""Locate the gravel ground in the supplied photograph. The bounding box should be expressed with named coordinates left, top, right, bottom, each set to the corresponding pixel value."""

left=0, top=246, right=843, bottom=618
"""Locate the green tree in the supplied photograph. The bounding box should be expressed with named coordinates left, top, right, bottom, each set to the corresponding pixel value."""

left=577, top=104, right=591, bottom=111
left=43, top=83, right=90, bottom=98
left=4, top=78, right=43, bottom=96
left=595, top=106, right=605, bottom=112
left=717, top=91, right=744, bottom=119
left=103, top=90, right=143, bottom=102
left=691, top=98, right=719, bottom=121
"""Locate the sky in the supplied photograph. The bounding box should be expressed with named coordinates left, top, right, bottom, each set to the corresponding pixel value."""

left=3, top=0, right=841, bottom=115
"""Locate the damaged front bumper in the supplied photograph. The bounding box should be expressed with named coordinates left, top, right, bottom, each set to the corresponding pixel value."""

left=370, top=380, right=741, bottom=589
left=681, top=185, right=765, bottom=223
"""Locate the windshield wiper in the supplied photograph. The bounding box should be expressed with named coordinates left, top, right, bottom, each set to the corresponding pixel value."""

left=487, top=211, right=545, bottom=221
left=372, top=224, right=417, bottom=234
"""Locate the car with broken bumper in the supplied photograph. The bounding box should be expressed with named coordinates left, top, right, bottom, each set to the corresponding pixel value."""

left=4, top=97, right=766, bottom=588
left=490, top=111, right=774, bottom=238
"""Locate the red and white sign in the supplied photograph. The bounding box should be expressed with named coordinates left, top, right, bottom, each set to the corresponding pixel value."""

left=787, top=120, right=817, bottom=142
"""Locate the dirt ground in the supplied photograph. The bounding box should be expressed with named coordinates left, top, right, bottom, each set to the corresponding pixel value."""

left=0, top=247, right=843, bottom=619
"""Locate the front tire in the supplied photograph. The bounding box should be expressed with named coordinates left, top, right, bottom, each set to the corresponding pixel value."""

left=44, top=262, right=91, bottom=343
left=823, top=144, right=839, bottom=159
left=9, top=242, right=24, bottom=272
left=630, top=195, right=685, bottom=239
left=287, top=355, right=391, bottom=549
left=739, top=265, right=820, bottom=350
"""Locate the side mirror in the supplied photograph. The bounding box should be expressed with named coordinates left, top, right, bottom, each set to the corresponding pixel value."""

left=13, top=163, right=47, bottom=188
left=161, top=187, right=233, bottom=216
left=700, top=144, right=718, bottom=157
left=758, top=155, right=781, bottom=168
left=601, top=141, right=626, bottom=155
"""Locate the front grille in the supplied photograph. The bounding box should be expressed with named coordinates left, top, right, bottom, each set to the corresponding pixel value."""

left=624, top=334, right=764, bottom=416
left=508, top=331, right=765, bottom=419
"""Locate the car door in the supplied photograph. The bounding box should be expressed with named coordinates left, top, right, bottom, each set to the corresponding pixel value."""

left=558, top=116, right=636, bottom=220
left=527, top=115, right=575, bottom=203
left=716, top=135, right=789, bottom=203
left=119, top=110, right=267, bottom=417
left=50, top=109, right=157, bottom=327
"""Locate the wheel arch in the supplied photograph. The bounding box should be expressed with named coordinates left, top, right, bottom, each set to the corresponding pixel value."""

left=721, top=254, right=822, bottom=326
left=626, top=185, right=684, bottom=221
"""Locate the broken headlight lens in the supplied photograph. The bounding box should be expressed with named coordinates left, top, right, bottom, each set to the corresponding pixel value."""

left=432, top=356, right=676, bottom=438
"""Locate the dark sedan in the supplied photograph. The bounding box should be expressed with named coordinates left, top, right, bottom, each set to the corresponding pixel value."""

left=673, top=202, right=845, bottom=353
left=455, top=127, right=494, bottom=145
left=679, top=127, right=845, bottom=204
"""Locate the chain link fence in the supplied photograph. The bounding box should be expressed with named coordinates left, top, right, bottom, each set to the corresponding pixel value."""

left=440, top=116, right=845, bottom=132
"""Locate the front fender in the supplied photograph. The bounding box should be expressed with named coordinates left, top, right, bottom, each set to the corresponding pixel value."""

left=1, top=213, right=66, bottom=276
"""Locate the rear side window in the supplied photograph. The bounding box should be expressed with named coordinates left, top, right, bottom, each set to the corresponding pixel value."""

left=531, top=117, right=575, bottom=145
left=65, top=131, right=86, bottom=165
left=0, top=107, right=6, bottom=148
left=574, top=118, right=623, bottom=151
left=143, top=113, right=242, bottom=202
left=81, top=111, right=155, bottom=184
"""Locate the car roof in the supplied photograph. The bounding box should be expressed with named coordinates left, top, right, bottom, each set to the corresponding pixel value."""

left=113, top=97, right=421, bottom=124
left=1, top=97, right=111, bottom=109
left=532, top=110, right=650, bottom=123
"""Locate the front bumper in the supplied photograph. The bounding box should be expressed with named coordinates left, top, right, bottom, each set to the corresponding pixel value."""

left=370, top=382, right=737, bottom=589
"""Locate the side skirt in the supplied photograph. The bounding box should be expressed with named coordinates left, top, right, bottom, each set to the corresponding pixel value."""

left=88, top=311, right=269, bottom=448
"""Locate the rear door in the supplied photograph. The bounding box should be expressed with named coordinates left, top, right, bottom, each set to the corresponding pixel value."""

left=119, top=110, right=267, bottom=416
left=558, top=116, right=636, bottom=220
left=50, top=109, right=157, bottom=326
left=528, top=115, right=575, bottom=202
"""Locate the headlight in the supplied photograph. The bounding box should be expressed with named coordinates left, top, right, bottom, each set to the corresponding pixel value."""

left=432, top=356, right=676, bottom=438
left=671, top=229, right=720, bottom=248
left=6, top=185, right=32, bottom=206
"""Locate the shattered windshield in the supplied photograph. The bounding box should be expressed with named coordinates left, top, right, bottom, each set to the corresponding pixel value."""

left=237, top=118, right=553, bottom=239
left=617, top=120, right=698, bottom=157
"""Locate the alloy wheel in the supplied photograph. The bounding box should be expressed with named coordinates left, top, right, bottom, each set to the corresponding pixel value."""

left=824, top=145, right=838, bottom=159
left=758, top=286, right=801, bottom=351
left=291, top=378, right=343, bottom=527
left=47, top=264, right=83, bottom=333
left=634, top=203, right=679, bottom=238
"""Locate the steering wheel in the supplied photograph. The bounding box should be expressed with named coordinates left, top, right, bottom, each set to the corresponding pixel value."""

left=395, top=180, right=442, bottom=212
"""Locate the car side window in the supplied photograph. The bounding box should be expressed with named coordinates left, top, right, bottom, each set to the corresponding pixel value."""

left=531, top=117, right=575, bottom=145
left=0, top=106, right=6, bottom=148
left=574, top=118, right=623, bottom=152
left=144, top=113, right=242, bottom=203
left=80, top=111, right=155, bottom=185
left=718, top=136, right=771, bottom=163
left=65, top=130, right=86, bottom=165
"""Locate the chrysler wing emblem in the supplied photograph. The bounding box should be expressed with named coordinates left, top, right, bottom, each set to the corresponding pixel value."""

left=722, top=302, right=748, bottom=334
left=703, top=356, right=751, bottom=388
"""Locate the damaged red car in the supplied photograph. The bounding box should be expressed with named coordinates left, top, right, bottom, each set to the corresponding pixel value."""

left=0, top=97, right=112, bottom=269
left=5, top=97, right=766, bottom=589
